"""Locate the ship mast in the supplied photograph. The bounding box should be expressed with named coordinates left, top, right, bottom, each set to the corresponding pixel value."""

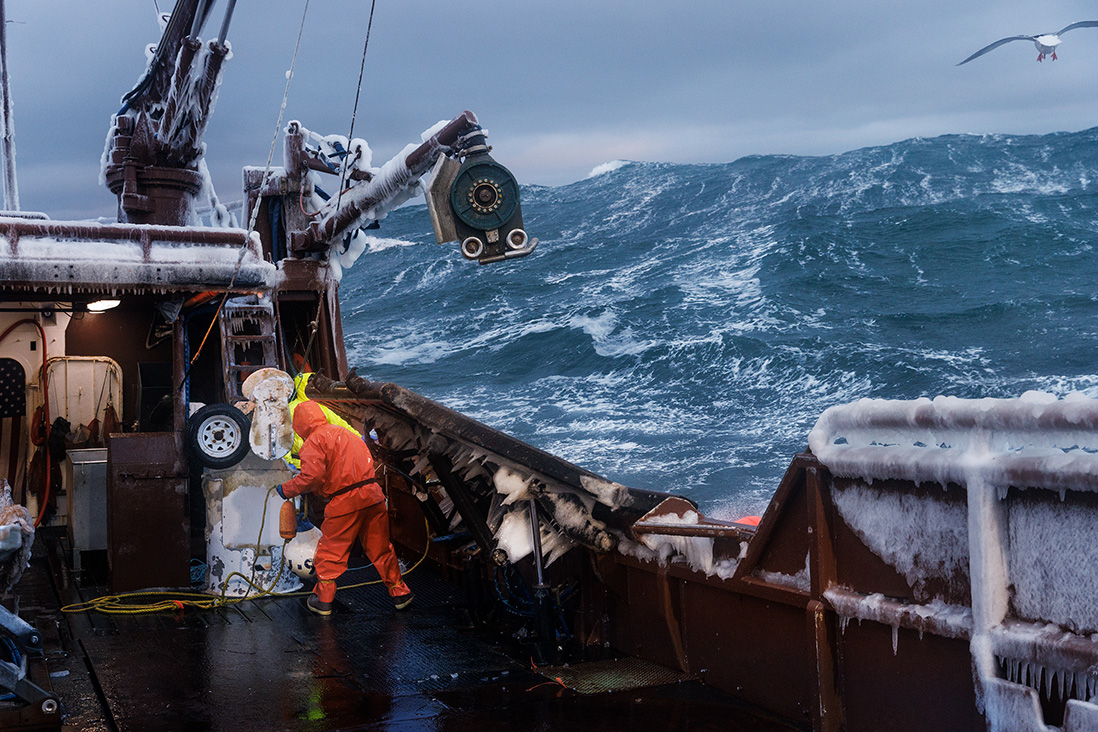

left=0, top=0, right=18, bottom=211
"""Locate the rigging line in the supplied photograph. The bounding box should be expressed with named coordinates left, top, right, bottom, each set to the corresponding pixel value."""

left=333, top=0, right=377, bottom=216
left=181, top=0, right=312, bottom=391
left=246, top=0, right=311, bottom=238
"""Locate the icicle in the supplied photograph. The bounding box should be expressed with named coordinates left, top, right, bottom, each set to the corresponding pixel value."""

left=1059, top=488, right=1066, bottom=502
left=891, top=625, right=898, bottom=656
left=839, top=616, right=849, bottom=635
left=1044, top=664, right=1052, bottom=698
left=1069, top=670, right=1077, bottom=699
left=1057, top=668, right=1065, bottom=700
left=1008, top=658, right=1017, bottom=684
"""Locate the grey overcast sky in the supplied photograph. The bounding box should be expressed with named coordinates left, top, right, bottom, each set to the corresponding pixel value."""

left=6, top=0, right=1098, bottom=220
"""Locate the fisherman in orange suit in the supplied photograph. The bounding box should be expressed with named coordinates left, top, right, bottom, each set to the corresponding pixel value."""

left=276, top=400, right=413, bottom=616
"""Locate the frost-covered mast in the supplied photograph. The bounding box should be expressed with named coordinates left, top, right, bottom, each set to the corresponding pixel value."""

left=101, top=0, right=234, bottom=226
left=0, top=0, right=18, bottom=212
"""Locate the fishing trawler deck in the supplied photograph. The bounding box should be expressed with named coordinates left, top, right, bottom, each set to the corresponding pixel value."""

left=17, top=528, right=797, bottom=732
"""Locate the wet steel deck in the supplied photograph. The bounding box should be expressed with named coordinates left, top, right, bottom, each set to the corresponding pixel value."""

left=13, top=529, right=802, bottom=731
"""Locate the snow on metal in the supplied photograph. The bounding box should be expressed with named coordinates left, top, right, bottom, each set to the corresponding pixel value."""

left=809, top=392, right=1098, bottom=731
left=0, top=218, right=276, bottom=291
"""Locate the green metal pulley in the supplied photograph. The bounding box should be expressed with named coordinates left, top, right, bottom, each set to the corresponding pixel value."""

left=450, top=159, right=520, bottom=231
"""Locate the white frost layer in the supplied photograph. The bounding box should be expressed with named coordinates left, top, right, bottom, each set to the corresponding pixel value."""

left=493, top=466, right=532, bottom=505
left=755, top=553, right=810, bottom=593
left=638, top=510, right=715, bottom=575
left=990, top=620, right=1098, bottom=680
left=0, top=231, right=276, bottom=288
left=831, top=481, right=968, bottom=601
left=1008, top=498, right=1098, bottom=635
left=496, top=510, right=534, bottom=563
left=825, top=588, right=973, bottom=641
left=809, top=392, right=1098, bottom=492
left=811, top=393, right=1098, bottom=731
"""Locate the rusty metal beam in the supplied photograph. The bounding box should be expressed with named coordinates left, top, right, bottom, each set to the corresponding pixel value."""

left=0, top=218, right=255, bottom=250
left=427, top=453, right=499, bottom=562
left=631, top=522, right=755, bottom=541
left=806, top=465, right=842, bottom=732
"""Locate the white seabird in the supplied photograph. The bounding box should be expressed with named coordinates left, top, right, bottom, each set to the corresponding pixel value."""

left=957, top=21, right=1098, bottom=65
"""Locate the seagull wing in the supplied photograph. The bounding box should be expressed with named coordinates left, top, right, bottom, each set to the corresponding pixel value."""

left=1056, top=20, right=1098, bottom=36
left=956, top=35, right=1035, bottom=66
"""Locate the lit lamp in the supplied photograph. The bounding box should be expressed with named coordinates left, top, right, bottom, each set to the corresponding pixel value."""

left=86, top=299, right=120, bottom=312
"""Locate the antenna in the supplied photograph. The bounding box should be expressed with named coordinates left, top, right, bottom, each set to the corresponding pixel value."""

left=0, top=0, right=18, bottom=211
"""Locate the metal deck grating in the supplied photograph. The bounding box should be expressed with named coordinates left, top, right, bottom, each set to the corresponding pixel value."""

left=540, top=656, right=692, bottom=695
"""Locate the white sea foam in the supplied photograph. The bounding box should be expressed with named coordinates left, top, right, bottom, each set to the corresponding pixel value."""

left=365, top=235, right=417, bottom=253
left=586, top=160, right=628, bottom=178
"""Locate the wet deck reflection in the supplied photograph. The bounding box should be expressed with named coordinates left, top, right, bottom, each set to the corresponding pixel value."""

left=20, top=530, right=798, bottom=731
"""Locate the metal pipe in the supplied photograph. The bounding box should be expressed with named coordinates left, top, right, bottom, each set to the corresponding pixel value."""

left=0, top=0, right=18, bottom=211
left=631, top=522, right=755, bottom=541
left=528, top=499, right=546, bottom=587
left=428, top=454, right=501, bottom=563
left=190, top=0, right=214, bottom=39
left=0, top=218, right=252, bottom=247
left=216, top=0, right=237, bottom=45
left=296, top=111, right=480, bottom=253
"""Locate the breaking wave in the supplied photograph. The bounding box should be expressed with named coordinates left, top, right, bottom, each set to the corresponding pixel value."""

left=341, top=127, right=1098, bottom=518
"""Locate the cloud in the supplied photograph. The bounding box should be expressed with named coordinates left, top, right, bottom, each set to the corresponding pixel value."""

left=6, top=0, right=1098, bottom=219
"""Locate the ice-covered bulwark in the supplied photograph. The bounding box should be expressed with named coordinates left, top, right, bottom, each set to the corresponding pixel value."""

left=809, top=393, right=1098, bottom=731
left=0, top=218, right=276, bottom=292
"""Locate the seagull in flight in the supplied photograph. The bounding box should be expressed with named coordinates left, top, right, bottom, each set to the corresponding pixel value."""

left=957, top=21, right=1098, bottom=65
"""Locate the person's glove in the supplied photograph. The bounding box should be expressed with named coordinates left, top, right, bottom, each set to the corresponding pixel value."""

left=296, top=513, right=315, bottom=533
left=275, top=483, right=286, bottom=500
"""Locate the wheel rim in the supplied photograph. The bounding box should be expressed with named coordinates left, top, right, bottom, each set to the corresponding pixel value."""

left=197, top=415, right=242, bottom=457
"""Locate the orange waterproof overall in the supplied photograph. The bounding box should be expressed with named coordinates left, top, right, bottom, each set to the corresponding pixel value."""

left=280, top=401, right=410, bottom=604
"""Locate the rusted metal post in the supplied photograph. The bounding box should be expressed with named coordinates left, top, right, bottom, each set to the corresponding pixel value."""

left=0, top=0, right=18, bottom=211
left=173, top=317, right=186, bottom=434
left=806, top=465, right=842, bottom=732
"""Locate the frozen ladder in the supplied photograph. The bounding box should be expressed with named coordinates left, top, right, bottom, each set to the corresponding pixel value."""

left=219, top=297, right=280, bottom=401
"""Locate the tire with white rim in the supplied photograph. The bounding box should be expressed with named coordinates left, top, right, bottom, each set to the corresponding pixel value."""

left=187, top=403, right=250, bottom=469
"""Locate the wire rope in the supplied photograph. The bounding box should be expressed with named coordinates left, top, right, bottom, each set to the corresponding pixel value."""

left=333, top=0, right=377, bottom=215
left=181, top=0, right=313, bottom=389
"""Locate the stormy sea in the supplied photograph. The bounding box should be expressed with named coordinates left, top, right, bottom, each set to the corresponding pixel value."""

left=339, top=127, right=1098, bottom=520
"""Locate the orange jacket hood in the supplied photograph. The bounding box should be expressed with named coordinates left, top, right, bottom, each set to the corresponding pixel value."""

left=292, top=400, right=328, bottom=440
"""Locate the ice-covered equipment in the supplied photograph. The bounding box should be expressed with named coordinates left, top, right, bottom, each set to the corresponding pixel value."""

left=284, top=112, right=536, bottom=266
left=242, top=367, right=294, bottom=460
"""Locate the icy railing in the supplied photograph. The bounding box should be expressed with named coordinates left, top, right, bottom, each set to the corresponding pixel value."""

left=0, top=218, right=275, bottom=290
left=808, top=392, right=1098, bottom=732
left=808, top=392, right=1098, bottom=497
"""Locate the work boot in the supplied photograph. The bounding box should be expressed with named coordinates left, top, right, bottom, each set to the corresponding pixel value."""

left=392, top=592, right=414, bottom=611
left=307, top=594, right=332, bottom=616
